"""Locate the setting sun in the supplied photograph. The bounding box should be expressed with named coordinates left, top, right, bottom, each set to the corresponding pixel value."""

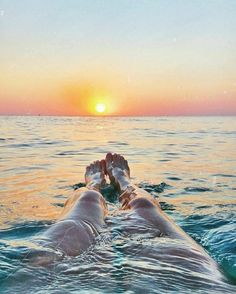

left=95, top=103, right=106, bottom=114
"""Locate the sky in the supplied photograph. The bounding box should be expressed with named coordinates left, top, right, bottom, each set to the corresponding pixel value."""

left=0, top=0, right=236, bottom=116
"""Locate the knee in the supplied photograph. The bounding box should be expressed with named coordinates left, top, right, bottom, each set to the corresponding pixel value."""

left=129, top=197, right=156, bottom=210
left=80, top=190, right=102, bottom=203
left=80, top=190, right=107, bottom=210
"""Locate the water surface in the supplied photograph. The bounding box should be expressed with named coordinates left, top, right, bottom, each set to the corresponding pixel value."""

left=0, top=116, right=235, bottom=293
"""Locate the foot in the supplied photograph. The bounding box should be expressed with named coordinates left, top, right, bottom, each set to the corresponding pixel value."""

left=85, top=160, right=106, bottom=191
left=105, top=153, right=132, bottom=192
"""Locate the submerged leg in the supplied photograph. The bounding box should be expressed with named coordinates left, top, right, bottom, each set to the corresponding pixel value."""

left=105, top=152, right=189, bottom=240
left=105, top=153, right=225, bottom=275
left=31, top=160, right=108, bottom=266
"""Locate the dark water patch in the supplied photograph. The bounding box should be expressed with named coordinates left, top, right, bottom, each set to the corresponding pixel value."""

left=167, top=176, right=182, bottom=181
left=7, top=143, right=32, bottom=148
left=101, top=185, right=119, bottom=203
left=72, top=183, right=119, bottom=203
left=72, top=182, right=170, bottom=202
left=159, top=201, right=175, bottom=211
left=216, top=203, right=236, bottom=208
left=184, top=187, right=212, bottom=193
left=165, top=132, right=176, bottom=135
left=162, top=193, right=177, bottom=198
left=195, top=205, right=212, bottom=210
left=0, top=137, right=14, bottom=142
left=138, top=182, right=170, bottom=193
left=213, top=174, right=236, bottom=178
left=0, top=221, right=53, bottom=239
left=72, top=182, right=86, bottom=190
left=57, top=150, right=81, bottom=156
left=51, top=202, right=64, bottom=208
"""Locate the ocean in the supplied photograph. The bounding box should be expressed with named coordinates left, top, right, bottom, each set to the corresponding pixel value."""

left=0, top=116, right=235, bottom=293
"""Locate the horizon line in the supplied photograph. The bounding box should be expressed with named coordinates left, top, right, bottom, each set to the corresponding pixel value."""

left=0, top=114, right=235, bottom=118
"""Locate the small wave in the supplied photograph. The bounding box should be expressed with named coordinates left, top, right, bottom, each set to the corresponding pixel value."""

left=57, top=150, right=81, bottom=156
left=184, top=187, right=212, bottom=192
left=203, top=223, right=236, bottom=283
left=159, top=201, right=175, bottom=211
left=0, top=221, right=53, bottom=239
left=213, top=174, right=236, bottom=178
left=37, top=140, right=61, bottom=145
left=51, top=202, right=64, bottom=208
left=7, top=143, right=32, bottom=148
left=72, top=182, right=86, bottom=190
left=165, top=152, right=179, bottom=156
left=167, top=176, right=182, bottom=181
left=138, top=182, right=170, bottom=194
left=108, top=141, right=129, bottom=146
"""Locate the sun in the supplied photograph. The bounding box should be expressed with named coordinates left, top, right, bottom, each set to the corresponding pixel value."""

left=95, top=103, right=106, bottom=114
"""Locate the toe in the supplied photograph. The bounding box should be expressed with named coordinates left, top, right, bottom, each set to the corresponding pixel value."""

left=85, top=165, right=90, bottom=174
left=100, top=159, right=106, bottom=174
left=124, top=159, right=129, bottom=170
left=125, top=160, right=130, bottom=176
left=120, top=155, right=125, bottom=166
left=106, top=152, right=113, bottom=163
left=95, top=160, right=100, bottom=171
left=113, top=153, right=119, bottom=166
left=105, top=152, right=113, bottom=169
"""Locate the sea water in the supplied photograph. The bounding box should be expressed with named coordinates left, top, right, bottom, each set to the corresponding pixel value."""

left=0, top=116, right=235, bottom=293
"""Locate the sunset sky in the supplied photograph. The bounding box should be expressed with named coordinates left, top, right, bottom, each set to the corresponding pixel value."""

left=1, top=0, right=236, bottom=116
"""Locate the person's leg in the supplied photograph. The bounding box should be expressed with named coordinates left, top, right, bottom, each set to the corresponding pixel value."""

left=31, top=160, right=108, bottom=266
left=60, top=159, right=107, bottom=224
left=105, top=153, right=227, bottom=281
left=105, top=153, right=220, bottom=259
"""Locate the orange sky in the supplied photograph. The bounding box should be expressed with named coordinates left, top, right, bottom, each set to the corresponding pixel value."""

left=1, top=1, right=236, bottom=116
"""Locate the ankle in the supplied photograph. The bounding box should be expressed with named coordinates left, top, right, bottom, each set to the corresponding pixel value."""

left=86, top=181, right=100, bottom=191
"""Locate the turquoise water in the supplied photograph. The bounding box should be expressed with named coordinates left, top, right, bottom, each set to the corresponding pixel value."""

left=0, top=116, right=235, bottom=293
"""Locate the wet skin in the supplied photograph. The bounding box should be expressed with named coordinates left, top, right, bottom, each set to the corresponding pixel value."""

left=29, top=153, right=226, bottom=282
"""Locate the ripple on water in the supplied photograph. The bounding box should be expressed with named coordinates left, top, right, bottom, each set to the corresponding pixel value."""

left=213, top=174, right=236, bottom=178
left=138, top=182, right=170, bottom=193
left=0, top=116, right=236, bottom=293
left=167, top=176, right=182, bottom=181
left=203, top=222, right=236, bottom=283
left=184, top=187, right=212, bottom=192
left=0, top=221, right=52, bottom=240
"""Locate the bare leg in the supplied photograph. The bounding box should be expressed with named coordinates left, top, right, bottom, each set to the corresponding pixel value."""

left=106, top=153, right=201, bottom=243
left=105, top=153, right=224, bottom=279
left=31, top=160, right=108, bottom=266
